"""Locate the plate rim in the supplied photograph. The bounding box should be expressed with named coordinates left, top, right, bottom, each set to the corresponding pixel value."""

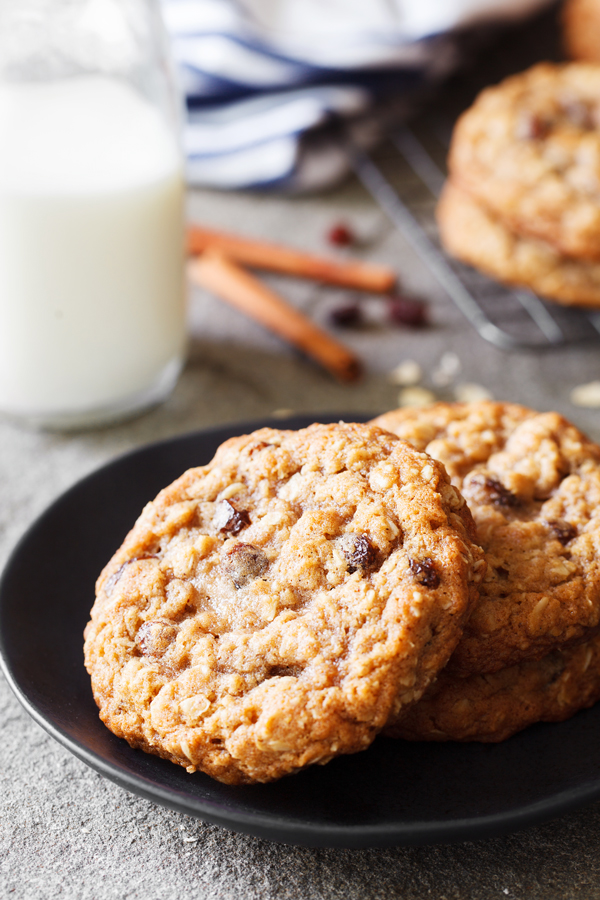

left=3, top=413, right=600, bottom=848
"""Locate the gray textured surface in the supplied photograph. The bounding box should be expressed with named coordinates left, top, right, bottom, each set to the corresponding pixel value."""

left=3, top=172, right=600, bottom=899
left=6, top=19, right=600, bottom=891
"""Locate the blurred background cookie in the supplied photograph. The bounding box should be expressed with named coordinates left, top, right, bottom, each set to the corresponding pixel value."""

left=437, top=181, right=600, bottom=308
left=448, top=62, right=600, bottom=262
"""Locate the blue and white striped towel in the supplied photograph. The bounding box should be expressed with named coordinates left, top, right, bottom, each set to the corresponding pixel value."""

left=161, top=0, right=552, bottom=191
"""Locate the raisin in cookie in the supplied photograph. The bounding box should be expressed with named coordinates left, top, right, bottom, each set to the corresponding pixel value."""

left=386, top=631, right=600, bottom=742
left=84, top=421, right=484, bottom=784
left=373, top=403, right=600, bottom=674
left=438, top=181, right=600, bottom=308
left=564, top=0, right=600, bottom=64
left=449, top=63, right=600, bottom=261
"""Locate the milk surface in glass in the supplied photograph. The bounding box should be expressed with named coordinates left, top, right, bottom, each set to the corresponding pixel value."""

left=0, top=75, right=186, bottom=427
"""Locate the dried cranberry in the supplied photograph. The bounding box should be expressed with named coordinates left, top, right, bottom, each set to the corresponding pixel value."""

left=328, top=303, right=362, bottom=329
left=546, top=520, right=577, bottom=545
left=223, top=543, right=268, bottom=588
left=214, top=499, right=250, bottom=536
left=409, top=558, right=440, bottom=589
left=327, top=222, right=355, bottom=246
left=387, top=295, right=429, bottom=328
left=338, top=533, right=376, bottom=573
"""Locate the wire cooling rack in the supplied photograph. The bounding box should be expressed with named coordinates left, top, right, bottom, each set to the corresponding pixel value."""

left=348, top=124, right=600, bottom=351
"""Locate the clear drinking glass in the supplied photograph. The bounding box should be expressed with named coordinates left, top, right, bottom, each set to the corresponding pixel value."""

left=0, top=0, right=187, bottom=429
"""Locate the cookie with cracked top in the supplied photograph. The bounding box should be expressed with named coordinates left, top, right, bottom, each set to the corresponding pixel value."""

left=372, top=402, right=600, bottom=675
left=84, top=421, right=484, bottom=784
left=449, top=63, right=600, bottom=261
left=437, top=181, right=600, bottom=308
left=386, top=631, right=600, bottom=743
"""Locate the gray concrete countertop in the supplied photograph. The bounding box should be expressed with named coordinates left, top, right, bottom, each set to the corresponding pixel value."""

left=3, top=173, right=600, bottom=900
left=5, top=13, right=600, bottom=895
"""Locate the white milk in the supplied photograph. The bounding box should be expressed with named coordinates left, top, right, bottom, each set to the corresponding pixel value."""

left=0, top=76, right=186, bottom=427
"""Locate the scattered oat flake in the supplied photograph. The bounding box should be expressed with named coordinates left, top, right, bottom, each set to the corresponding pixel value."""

left=388, top=360, right=422, bottom=386
left=432, top=351, right=461, bottom=386
left=80, top=828, right=91, bottom=834
left=570, top=381, right=600, bottom=408
left=454, top=382, right=493, bottom=403
left=398, top=386, right=436, bottom=407
left=183, top=836, right=199, bottom=843
left=271, top=408, right=294, bottom=419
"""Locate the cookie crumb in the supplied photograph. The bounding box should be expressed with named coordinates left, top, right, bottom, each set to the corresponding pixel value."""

left=398, top=386, right=436, bottom=407
left=388, top=360, right=422, bottom=386
left=432, top=351, right=461, bottom=387
left=454, top=382, right=493, bottom=403
left=570, top=381, right=600, bottom=407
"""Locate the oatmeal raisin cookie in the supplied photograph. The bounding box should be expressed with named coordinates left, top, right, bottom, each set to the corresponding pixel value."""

left=386, top=631, right=600, bottom=742
left=373, top=403, right=600, bottom=674
left=84, top=421, right=484, bottom=783
left=449, top=63, right=600, bottom=260
left=437, top=180, right=600, bottom=308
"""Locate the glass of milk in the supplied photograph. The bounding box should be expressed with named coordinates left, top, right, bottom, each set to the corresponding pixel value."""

left=0, top=0, right=187, bottom=429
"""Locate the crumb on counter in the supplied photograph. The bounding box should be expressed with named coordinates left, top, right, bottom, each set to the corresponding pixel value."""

left=454, top=383, right=493, bottom=403
left=398, top=386, right=437, bottom=407
left=570, top=381, right=600, bottom=408
left=388, top=360, right=423, bottom=386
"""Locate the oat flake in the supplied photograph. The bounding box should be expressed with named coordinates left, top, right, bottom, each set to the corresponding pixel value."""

left=388, top=360, right=422, bottom=386
left=570, top=381, right=600, bottom=408
left=432, top=351, right=462, bottom=387
left=398, top=386, right=436, bottom=407
left=454, top=382, right=493, bottom=403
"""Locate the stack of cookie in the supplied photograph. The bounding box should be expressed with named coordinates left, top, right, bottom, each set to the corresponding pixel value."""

left=438, top=62, right=600, bottom=308
left=372, top=402, right=600, bottom=742
left=84, top=407, right=600, bottom=783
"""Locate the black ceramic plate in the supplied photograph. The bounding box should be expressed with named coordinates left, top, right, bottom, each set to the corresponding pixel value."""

left=2, top=414, right=600, bottom=849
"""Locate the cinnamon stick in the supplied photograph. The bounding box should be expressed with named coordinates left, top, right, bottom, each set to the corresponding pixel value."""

left=187, top=224, right=396, bottom=294
left=189, top=252, right=362, bottom=382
